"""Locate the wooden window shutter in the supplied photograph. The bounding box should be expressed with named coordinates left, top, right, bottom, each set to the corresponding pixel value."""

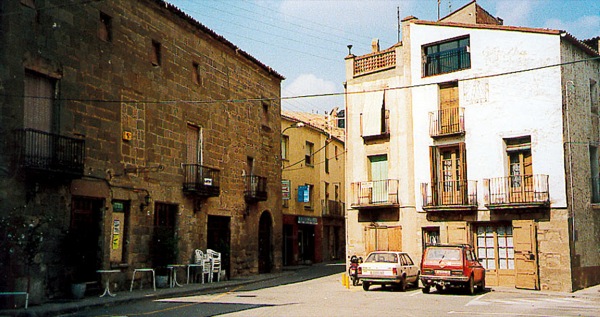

left=459, top=142, right=468, bottom=201
left=429, top=146, right=439, bottom=203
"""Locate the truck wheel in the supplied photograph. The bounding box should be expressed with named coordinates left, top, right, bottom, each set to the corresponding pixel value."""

left=362, top=282, right=370, bottom=291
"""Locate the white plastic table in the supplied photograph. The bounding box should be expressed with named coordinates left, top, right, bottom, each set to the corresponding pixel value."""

left=96, top=269, right=120, bottom=297
left=130, top=268, right=156, bottom=292
left=167, top=264, right=186, bottom=288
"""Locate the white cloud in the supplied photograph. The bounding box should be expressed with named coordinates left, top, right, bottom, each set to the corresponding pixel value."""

left=282, top=73, right=342, bottom=113
left=544, top=15, right=600, bottom=40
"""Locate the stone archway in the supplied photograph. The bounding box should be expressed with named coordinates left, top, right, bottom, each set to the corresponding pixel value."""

left=258, top=211, right=273, bottom=273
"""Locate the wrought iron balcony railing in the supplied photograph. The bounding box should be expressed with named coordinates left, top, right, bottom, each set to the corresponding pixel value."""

left=15, top=128, right=85, bottom=177
left=182, top=164, right=220, bottom=197
left=429, top=107, right=465, bottom=137
left=322, top=199, right=345, bottom=217
left=484, top=175, right=549, bottom=208
left=421, top=180, right=478, bottom=210
left=244, top=174, right=267, bottom=202
left=350, top=179, right=399, bottom=208
left=423, top=46, right=471, bottom=77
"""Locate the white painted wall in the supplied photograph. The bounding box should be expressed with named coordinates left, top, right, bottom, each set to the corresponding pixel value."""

left=409, top=24, right=567, bottom=209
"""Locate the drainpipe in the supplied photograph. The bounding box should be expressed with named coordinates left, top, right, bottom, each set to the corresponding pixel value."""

left=565, top=80, right=575, bottom=242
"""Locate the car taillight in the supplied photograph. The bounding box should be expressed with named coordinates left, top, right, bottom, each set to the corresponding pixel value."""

left=357, top=267, right=362, bottom=274
left=393, top=268, right=397, bottom=275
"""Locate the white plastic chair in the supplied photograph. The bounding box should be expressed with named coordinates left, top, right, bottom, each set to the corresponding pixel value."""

left=188, top=249, right=212, bottom=284
left=207, top=249, right=222, bottom=282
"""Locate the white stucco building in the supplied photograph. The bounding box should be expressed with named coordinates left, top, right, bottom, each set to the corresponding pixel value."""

left=345, top=1, right=599, bottom=292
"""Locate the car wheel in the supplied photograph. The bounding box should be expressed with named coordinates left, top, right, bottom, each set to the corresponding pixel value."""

left=478, top=277, right=486, bottom=293
left=399, top=276, right=407, bottom=292
left=422, top=285, right=430, bottom=294
left=362, top=282, right=370, bottom=291
left=467, top=276, right=475, bottom=295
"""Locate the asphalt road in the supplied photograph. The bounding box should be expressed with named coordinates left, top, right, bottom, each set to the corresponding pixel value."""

left=60, top=263, right=600, bottom=317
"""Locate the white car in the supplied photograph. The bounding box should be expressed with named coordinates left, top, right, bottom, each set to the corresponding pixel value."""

left=358, top=251, right=420, bottom=291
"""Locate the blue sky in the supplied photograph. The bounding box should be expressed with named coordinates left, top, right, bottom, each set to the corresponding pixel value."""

left=167, top=0, right=599, bottom=114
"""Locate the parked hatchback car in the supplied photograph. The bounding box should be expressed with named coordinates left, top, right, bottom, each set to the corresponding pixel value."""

left=420, top=244, right=485, bottom=295
left=358, top=251, right=420, bottom=291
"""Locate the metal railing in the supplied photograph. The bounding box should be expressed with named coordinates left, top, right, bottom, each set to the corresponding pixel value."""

left=182, top=164, right=220, bottom=197
left=322, top=199, right=345, bottom=217
left=244, top=175, right=268, bottom=202
left=421, top=180, right=478, bottom=208
left=15, top=128, right=85, bottom=176
left=429, top=107, right=465, bottom=137
left=350, top=179, right=399, bottom=207
left=423, top=46, right=470, bottom=77
left=484, top=175, right=549, bottom=205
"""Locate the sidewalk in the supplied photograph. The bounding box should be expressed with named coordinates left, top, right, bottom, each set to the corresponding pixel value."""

left=0, top=268, right=303, bottom=317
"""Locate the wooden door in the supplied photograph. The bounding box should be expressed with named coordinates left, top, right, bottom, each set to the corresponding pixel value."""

left=509, top=150, right=532, bottom=203
left=447, top=222, right=467, bottom=244
left=440, top=149, right=461, bottom=204
left=365, top=226, right=402, bottom=253
left=513, top=220, right=539, bottom=290
left=369, top=155, right=388, bottom=204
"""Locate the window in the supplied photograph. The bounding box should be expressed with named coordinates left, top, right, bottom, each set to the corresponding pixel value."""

left=476, top=224, right=514, bottom=270
left=505, top=136, right=532, bottom=202
left=305, top=142, right=314, bottom=166
left=590, top=145, right=600, bottom=203
left=324, top=143, right=329, bottom=173
left=423, top=36, right=470, bottom=76
left=186, top=124, right=202, bottom=164
left=192, top=62, right=201, bottom=85
left=151, top=40, right=161, bottom=66
left=24, top=71, right=55, bottom=132
left=98, top=12, right=112, bottom=42
left=334, top=184, right=339, bottom=201
left=591, top=79, right=598, bottom=115
left=281, top=135, right=289, bottom=160
left=262, top=100, right=270, bottom=126
left=335, top=145, right=339, bottom=160
left=437, top=81, right=461, bottom=134
left=304, top=184, right=314, bottom=210
left=429, top=143, right=467, bottom=204
left=361, top=91, right=389, bottom=138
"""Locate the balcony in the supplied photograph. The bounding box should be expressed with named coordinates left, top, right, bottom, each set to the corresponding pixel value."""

left=429, top=107, right=465, bottom=138
left=244, top=174, right=267, bottom=203
left=350, top=179, right=399, bottom=209
left=421, top=180, right=478, bottom=211
left=15, top=128, right=85, bottom=177
left=322, top=199, right=345, bottom=218
left=484, top=175, right=550, bottom=210
left=354, top=47, right=396, bottom=77
left=182, top=164, right=220, bottom=197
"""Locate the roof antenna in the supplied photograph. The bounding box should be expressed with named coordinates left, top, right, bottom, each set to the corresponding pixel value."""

left=437, top=0, right=440, bottom=20
left=397, top=6, right=401, bottom=42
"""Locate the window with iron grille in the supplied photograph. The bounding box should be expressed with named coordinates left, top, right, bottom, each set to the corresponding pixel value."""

left=423, top=36, right=470, bottom=77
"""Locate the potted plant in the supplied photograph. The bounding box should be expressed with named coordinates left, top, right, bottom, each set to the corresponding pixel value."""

left=149, top=227, right=179, bottom=288
left=63, top=229, right=95, bottom=299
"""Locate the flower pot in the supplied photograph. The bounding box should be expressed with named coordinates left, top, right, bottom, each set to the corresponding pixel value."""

left=71, top=283, right=86, bottom=299
left=156, top=275, right=169, bottom=288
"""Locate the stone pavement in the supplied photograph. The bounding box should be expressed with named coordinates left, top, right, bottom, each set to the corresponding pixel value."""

left=1, top=264, right=599, bottom=317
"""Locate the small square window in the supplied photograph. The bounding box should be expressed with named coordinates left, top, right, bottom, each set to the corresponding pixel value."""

left=151, top=40, right=162, bottom=66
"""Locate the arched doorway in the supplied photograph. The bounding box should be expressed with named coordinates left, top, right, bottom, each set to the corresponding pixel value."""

left=258, top=211, right=272, bottom=273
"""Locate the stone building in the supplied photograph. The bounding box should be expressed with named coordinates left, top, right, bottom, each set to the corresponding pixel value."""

left=0, top=0, right=283, bottom=304
left=344, top=0, right=599, bottom=292
left=281, top=111, right=345, bottom=265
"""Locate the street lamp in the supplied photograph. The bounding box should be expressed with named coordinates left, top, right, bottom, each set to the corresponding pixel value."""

left=282, top=122, right=305, bottom=134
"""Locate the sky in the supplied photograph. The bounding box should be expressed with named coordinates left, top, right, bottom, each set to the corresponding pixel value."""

left=166, top=0, right=599, bottom=115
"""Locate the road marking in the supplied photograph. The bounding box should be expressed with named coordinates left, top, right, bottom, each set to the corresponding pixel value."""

left=448, top=311, right=569, bottom=317
left=465, top=293, right=489, bottom=306
left=409, top=290, right=421, bottom=296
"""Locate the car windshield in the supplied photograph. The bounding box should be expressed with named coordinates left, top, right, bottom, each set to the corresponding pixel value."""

left=425, top=248, right=461, bottom=261
left=365, top=253, right=398, bottom=263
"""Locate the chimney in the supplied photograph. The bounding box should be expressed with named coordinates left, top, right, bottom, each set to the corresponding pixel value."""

left=371, top=38, right=380, bottom=53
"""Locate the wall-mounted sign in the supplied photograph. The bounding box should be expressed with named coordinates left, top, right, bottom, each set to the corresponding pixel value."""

left=112, top=202, right=124, bottom=212
left=203, top=178, right=213, bottom=186
left=298, top=216, right=318, bottom=225
left=298, top=185, right=309, bottom=203
left=282, top=180, right=291, bottom=200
